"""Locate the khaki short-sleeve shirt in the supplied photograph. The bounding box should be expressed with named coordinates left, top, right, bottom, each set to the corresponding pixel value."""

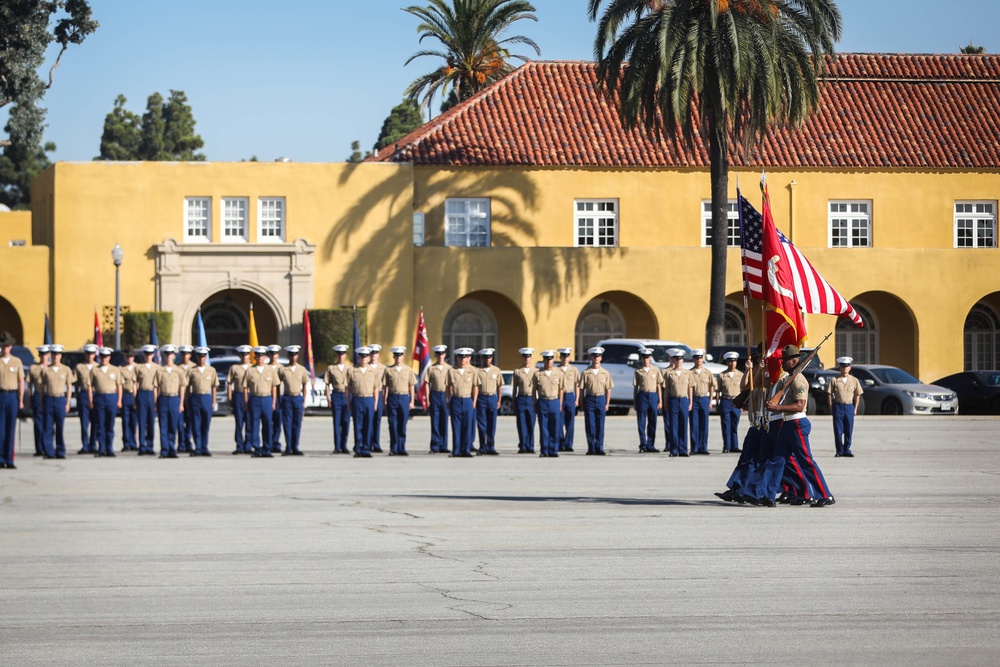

left=246, top=365, right=279, bottom=396
left=42, top=364, right=73, bottom=396
left=560, top=364, right=580, bottom=393
left=447, top=367, right=480, bottom=398
left=226, top=364, right=250, bottom=393
left=323, top=364, right=351, bottom=393
left=279, top=365, right=310, bottom=396
left=188, top=366, right=219, bottom=395
left=533, top=369, right=563, bottom=400
left=90, top=365, right=122, bottom=394
left=155, top=367, right=184, bottom=396
left=384, top=364, right=417, bottom=394
left=828, top=374, right=863, bottom=404
left=427, top=364, right=452, bottom=392
left=633, top=365, right=663, bottom=392
left=119, top=365, right=137, bottom=393
left=347, top=366, right=378, bottom=397
left=477, top=365, right=504, bottom=395
left=512, top=367, right=534, bottom=395
left=662, top=368, right=692, bottom=398
left=717, top=370, right=744, bottom=398
left=690, top=367, right=716, bottom=397
left=135, top=363, right=160, bottom=391
left=75, top=362, right=96, bottom=391
left=579, top=367, right=613, bottom=396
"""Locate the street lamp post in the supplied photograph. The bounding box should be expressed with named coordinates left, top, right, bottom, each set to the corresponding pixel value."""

left=112, top=244, right=124, bottom=350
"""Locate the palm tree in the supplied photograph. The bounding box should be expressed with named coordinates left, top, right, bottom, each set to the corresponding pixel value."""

left=404, top=0, right=541, bottom=114
left=587, top=0, right=842, bottom=347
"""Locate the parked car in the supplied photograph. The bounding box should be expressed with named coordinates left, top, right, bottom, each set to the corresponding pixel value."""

left=850, top=364, right=958, bottom=415
left=800, top=368, right=839, bottom=415
left=499, top=370, right=514, bottom=415
left=210, top=355, right=328, bottom=415
left=932, top=370, right=1000, bottom=415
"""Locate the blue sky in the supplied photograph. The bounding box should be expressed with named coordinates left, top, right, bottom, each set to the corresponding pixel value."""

left=24, top=0, right=1000, bottom=163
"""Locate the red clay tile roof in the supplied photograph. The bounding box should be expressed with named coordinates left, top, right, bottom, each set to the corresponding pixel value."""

left=371, top=54, right=1000, bottom=169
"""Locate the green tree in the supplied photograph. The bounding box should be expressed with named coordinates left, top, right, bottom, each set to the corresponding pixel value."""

left=375, top=100, right=425, bottom=151
left=961, top=44, right=986, bottom=54
left=0, top=102, right=55, bottom=209
left=588, top=0, right=842, bottom=347
left=0, top=0, right=98, bottom=148
left=96, top=94, right=140, bottom=160
left=346, top=140, right=372, bottom=163
left=96, top=90, right=204, bottom=161
left=403, top=0, right=540, bottom=114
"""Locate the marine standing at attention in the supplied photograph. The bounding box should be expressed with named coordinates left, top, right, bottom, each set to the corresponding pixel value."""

left=187, top=346, right=218, bottom=457
left=688, top=349, right=716, bottom=455
left=245, top=345, right=280, bottom=458
left=425, top=345, right=451, bottom=454
left=40, top=344, right=72, bottom=459
left=716, top=351, right=744, bottom=453
left=633, top=347, right=663, bottom=453
left=118, top=349, right=138, bottom=452
left=29, top=344, right=50, bottom=457
left=557, top=348, right=579, bottom=452
left=533, top=350, right=564, bottom=458
left=154, top=345, right=184, bottom=459
left=227, top=345, right=252, bottom=455
left=324, top=344, right=351, bottom=454
left=446, top=348, right=480, bottom=457
left=383, top=346, right=417, bottom=456
left=368, top=344, right=386, bottom=454
left=74, top=343, right=98, bottom=455
left=0, top=332, right=25, bottom=469
left=512, top=348, right=536, bottom=454
left=475, top=348, right=503, bottom=456
left=135, top=345, right=160, bottom=456
left=89, top=347, right=123, bottom=457
left=662, top=349, right=693, bottom=457
left=279, top=345, right=309, bottom=456
left=828, top=356, right=863, bottom=457
left=346, top=346, right=377, bottom=458
left=578, top=346, right=613, bottom=456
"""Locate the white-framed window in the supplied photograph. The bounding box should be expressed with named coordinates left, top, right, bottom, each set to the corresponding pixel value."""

left=955, top=201, right=997, bottom=248
left=835, top=303, right=878, bottom=364
left=723, top=303, right=747, bottom=347
left=184, top=197, right=212, bottom=242
left=965, top=303, right=1000, bottom=370
left=413, top=212, right=425, bottom=247
left=444, top=198, right=490, bottom=247
left=829, top=200, right=872, bottom=247
left=702, top=200, right=740, bottom=247
left=575, top=199, right=619, bottom=247
left=221, top=197, right=248, bottom=243
left=258, top=197, right=286, bottom=242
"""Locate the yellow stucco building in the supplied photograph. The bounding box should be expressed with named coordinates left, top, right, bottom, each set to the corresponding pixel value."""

left=2, top=53, right=999, bottom=384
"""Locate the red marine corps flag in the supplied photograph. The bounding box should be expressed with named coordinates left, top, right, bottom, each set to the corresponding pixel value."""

left=412, top=308, right=430, bottom=410
left=93, top=308, right=103, bottom=348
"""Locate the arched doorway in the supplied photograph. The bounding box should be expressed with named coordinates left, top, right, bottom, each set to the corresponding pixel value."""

left=574, top=291, right=657, bottom=360
left=0, top=295, right=23, bottom=344
left=838, top=292, right=916, bottom=374
left=965, top=301, right=1000, bottom=370
left=443, top=291, right=527, bottom=366
left=723, top=299, right=747, bottom=347
left=196, top=289, right=279, bottom=347
left=836, top=303, right=878, bottom=365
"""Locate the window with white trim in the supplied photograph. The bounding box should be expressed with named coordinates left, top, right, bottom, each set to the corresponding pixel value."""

left=955, top=201, right=997, bottom=248
left=575, top=199, right=618, bottom=247
left=702, top=200, right=740, bottom=247
left=221, top=197, right=248, bottom=243
left=258, top=197, right=286, bottom=242
left=829, top=201, right=872, bottom=247
left=184, top=197, right=212, bottom=242
left=444, top=198, right=490, bottom=247
left=413, top=212, right=425, bottom=247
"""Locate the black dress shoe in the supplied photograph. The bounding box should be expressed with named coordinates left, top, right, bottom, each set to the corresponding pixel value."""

left=595, top=451, right=606, bottom=456
left=202, top=451, right=212, bottom=457
left=811, top=496, right=836, bottom=508
left=281, top=451, right=291, bottom=456
left=106, top=452, right=116, bottom=458
left=55, top=454, right=66, bottom=459
left=292, top=451, right=303, bottom=456
left=190, top=451, right=201, bottom=457
left=731, top=448, right=741, bottom=453
left=6, top=462, right=15, bottom=469
left=715, top=490, right=734, bottom=502
left=167, top=451, right=179, bottom=458
left=398, top=452, right=408, bottom=456
left=668, top=453, right=677, bottom=457
left=77, top=449, right=88, bottom=455
left=678, top=453, right=689, bottom=457
left=835, top=453, right=842, bottom=457
left=34, top=452, right=43, bottom=457
left=261, top=452, right=273, bottom=458
left=233, top=450, right=242, bottom=455
left=843, top=453, right=854, bottom=457
left=759, top=496, right=776, bottom=507
left=460, top=453, right=474, bottom=457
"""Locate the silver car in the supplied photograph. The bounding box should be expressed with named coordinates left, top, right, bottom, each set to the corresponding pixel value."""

left=850, top=365, right=958, bottom=415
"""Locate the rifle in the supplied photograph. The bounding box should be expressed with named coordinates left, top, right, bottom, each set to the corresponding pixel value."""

left=768, top=332, right=832, bottom=407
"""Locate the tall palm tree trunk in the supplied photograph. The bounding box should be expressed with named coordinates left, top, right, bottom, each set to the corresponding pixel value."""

left=706, top=113, right=729, bottom=348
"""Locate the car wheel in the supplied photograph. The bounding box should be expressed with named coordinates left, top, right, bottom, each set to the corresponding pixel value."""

left=881, top=397, right=903, bottom=415
left=499, top=397, right=513, bottom=416
left=806, top=395, right=817, bottom=415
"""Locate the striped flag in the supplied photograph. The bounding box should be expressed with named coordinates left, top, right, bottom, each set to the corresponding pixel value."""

left=303, top=308, right=315, bottom=391
left=43, top=313, right=52, bottom=345
left=739, top=180, right=862, bottom=327
left=93, top=309, right=103, bottom=348
left=149, top=313, right=161, bottom=365
left=412, top=308, right=430, bottom=409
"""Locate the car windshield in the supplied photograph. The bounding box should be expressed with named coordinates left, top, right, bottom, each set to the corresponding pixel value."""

left=982, top=373, right=1000, bottom=387
left=870, top=367, right=920, bottom=385
left=646, top=344, right=692, bottom=363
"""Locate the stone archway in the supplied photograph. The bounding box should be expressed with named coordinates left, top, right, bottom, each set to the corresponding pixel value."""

left=843, top=291, right=917, bottom=375
left=194, top=290, right=280, bottom=347
left=443, top=291, right=527, bottom=366
left=575, top=291, right=657, bottom=359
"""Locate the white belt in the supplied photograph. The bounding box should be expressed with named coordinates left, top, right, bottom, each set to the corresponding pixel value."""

left=783, top=412, right=807, bottom=422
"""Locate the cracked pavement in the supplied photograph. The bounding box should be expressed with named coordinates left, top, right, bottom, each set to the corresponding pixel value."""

left=1, top=415, right=999, bottom=665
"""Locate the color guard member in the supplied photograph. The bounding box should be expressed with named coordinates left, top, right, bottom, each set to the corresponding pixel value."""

left=512, top=348, right=536, bottom=454
left=425, top=345, right=451, bottom=453
left=578, top=346, right=613, bottom=455
left=384, top=346, right=416, bottom=456
left=324, top=344, right=351, bottom=454
left=154, top=345, right=184, bottom=459
left=135, top=344, right=160, bottom=456
left=633, top=348, right=663, bottom=452
left=662, top=349, right=692, bottom=457
left=347, top=346, right=377, bottom=458
left=227, top=345, right=252, bottom=454
left=828, top=356, right=863, bottom=457
left=0, top=331, right=24, bottom=469
left=557, top=348, right=578, bottom=452
left=267, top=344, right=284, bottom=453
left=475, top=348, right=503, bottom=455
left=89, top=347, right=123, bottom=457
left=245, top=345, right=280, bottom=457
left=688, top=349, right=715, bottom=455
left=75, top=343, right=99, bottom=454
left=187, top=346, right=218, bottom=456
left=368, top=344, right=385, bottom=453
left=41, top=344, right=72, bottom=459
left=119, top=348, right=138, bottom=451
left=533, top=350, right=564, bottom=457
left=29, top=344, right=50, bottom=457
left=279, top=345, right=309, bottom=456
left=446, top=348, right=480, bottom=457
left=716, top=351, right=744, bottom=453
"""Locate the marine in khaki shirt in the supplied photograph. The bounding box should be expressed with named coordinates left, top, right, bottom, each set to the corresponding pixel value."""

left=662, top=366, right=693, bottom=400
left=532, top=366, right=564, bottom=401
left=226, top=351, right=250, bottom=404
left=477, top=363, right=504, bottom=397
left=828, top=365, right=863, bottom=408
left=578, top=365, right=613, bottom=406
left=188, top=363, right=219, bottom=396
left=42, top=360, right=74, bottom=403
left=446, top=364, right=481, bottom=399
left=510, top=364, right=534, bottom=400
left=245, top=362, right=280, bottom=409
left=90, top=360, right=123, bottom=407
left=279, top=363, right=310, bottom=397
left=119, top=361, right=138, bottom=399
left=383, top=361, right=417, bottom=402
left=29, top=357, right=48, bottom=400
left=558, top=353, right=580, bottom=394
left=716, top=365, right=744, bottom=400
left=323, top=358, right=351, bottom=394
left=75, top=353, right=97, bottom=394
left=690, top=365, right=716, bottom=398
left=346, top=363, right=379, bottom=400
left=424, top=358, right=452, bottom=403
left=154, top=363, right=186, bottom=406
left=135, top=358, right=160, bottom=392
left=633, top=362, right=664, bottom=393
left=0, top=348, right=25, bottom=401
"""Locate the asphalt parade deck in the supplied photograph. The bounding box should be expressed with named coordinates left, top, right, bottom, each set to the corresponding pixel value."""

left=2, top=415, right=998, bottom=665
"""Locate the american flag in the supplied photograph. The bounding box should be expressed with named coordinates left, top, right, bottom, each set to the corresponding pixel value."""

left=738, top=189, right=863, bottom=327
